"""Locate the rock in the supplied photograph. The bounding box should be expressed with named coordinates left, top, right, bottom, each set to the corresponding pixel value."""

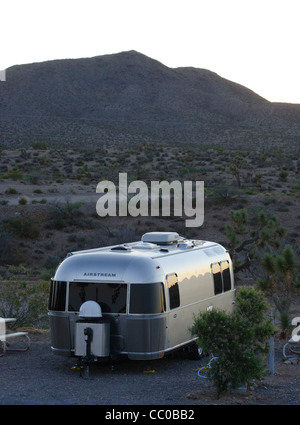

left=283, top=357, right=299, bottom=365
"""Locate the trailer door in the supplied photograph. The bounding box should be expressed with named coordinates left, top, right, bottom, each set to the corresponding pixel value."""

left=166, top=273, right=182, bottom=349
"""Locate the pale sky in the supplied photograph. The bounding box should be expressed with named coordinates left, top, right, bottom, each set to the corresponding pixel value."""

left=1, top=0, right=300, bottom=103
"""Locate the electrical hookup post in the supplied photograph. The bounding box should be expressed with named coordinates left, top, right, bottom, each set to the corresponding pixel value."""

left=95, top=173, right=204, bottom=228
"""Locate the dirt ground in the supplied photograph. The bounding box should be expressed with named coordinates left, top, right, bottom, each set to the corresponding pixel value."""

left=0, top=328, right=299, bottom=406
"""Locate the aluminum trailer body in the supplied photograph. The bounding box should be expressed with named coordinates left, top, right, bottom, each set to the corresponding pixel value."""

left=48, top=232, right=235, bottom=361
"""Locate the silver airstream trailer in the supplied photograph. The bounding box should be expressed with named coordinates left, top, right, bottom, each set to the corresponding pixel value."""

left=48, top=232, right=235, bottom=362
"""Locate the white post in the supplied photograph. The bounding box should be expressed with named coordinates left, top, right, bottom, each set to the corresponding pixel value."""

left=0, top=317, right=6, bottom=342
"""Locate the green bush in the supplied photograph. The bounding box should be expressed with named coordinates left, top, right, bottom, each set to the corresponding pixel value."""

left=31, top=141, right=47, bottom=150
left=0, top=227, right=15, bottom=264
left=0, top=280, right=49, bottom=328
left=3, top=169, right=23, bottom=180
left=44, top=255, right=60, bottom=271
left=279, top=170, right=288, bottom=181
left=191, top=287, right=275, bottom=396
left=18, top=196, right=28, bottom=205
left=46, top=201, right=83, bottom=229
left=3, top=215, right=39, bottom=238
left=5, top=187, right=18, bottom=194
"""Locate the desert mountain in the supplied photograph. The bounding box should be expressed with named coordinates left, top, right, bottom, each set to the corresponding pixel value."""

left=0, top=50, right=299, bottom=149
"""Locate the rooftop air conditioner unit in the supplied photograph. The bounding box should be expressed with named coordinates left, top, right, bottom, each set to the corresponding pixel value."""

left=141, top=232, right=180, bottom=245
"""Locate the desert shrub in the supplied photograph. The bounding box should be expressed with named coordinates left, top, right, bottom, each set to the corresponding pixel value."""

left=44, top=255, right=60, bottom=271
left=46, top=201, right=83, bottom=229
left=279, top=170, right=288, bottom=181
left=3, top=214, right=39, bottom=238
left=212, top=181, right=237, bottom=204
left=5, top=187, right=18, bottom=194
left=26, top=172, right=41, bottom=184
left=18, top=196, right=28, bottom=205
left=0, top=227, right=15, bottom=264
left=77, top=164, right=91, bottom=180
left=289, top=182, right=300, bottom=193
left=31, top=141, right=47, bottom=150
left=191, top=287, right=275, bottom=396
left=0, top=280, right=49, bottom=328
left=2, top=169, right=23, bottom=180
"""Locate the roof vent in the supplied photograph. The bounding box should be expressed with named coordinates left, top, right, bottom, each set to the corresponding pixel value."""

left=178, top=242, right=194, bottom=249
left=111, top=245, right=131, bottom=251
left=142, top=232, right=180, bottom=245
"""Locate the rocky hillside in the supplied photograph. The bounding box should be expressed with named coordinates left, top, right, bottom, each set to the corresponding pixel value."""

left=0, top=50, right=300, bottom=149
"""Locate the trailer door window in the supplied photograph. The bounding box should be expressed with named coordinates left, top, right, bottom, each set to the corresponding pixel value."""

left=130, top=283, right=165, bottom=314
left=167, top=273, right=180, bottom=309
left=48, top=280, right=67, bottom=311
left=68, top=282, right=127, bottom=313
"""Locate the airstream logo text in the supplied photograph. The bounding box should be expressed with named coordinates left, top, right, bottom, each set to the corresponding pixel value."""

left=96, top=173, right=204, bottom=227
left=83, top=272, right=117, bottom=277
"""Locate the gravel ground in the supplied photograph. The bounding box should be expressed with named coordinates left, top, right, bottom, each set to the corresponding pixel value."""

left=0, top=330, right=299, bottom=407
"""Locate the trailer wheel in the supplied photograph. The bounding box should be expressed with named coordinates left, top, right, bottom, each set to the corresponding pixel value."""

left=190, top=342, right=203, bottom=360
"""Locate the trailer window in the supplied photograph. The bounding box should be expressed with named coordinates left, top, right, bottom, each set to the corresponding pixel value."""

left=167, top=273, right=180, bottom=309
left=221, top=261, right=231, bottom=292
left=211, top=261, right=232, bottom=295
left=68, top=282, right=127, bottom=313
left=211, top=263, right=222, bottom=295
left=48, top=280, right=67, bottom=311
left=130, top=283, right=165, bottom=314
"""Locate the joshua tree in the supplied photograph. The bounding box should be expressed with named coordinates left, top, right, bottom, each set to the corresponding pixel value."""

left=225, top=207, right=285, bottom=274
left=225, top=207, right=299, bottom=330
left=258, top=245, right=299, bottom=332
left=229, top=155, right=245, bottom=187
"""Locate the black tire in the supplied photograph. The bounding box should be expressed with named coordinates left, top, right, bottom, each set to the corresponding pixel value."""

left=189, top=342, right=203, bottom=360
